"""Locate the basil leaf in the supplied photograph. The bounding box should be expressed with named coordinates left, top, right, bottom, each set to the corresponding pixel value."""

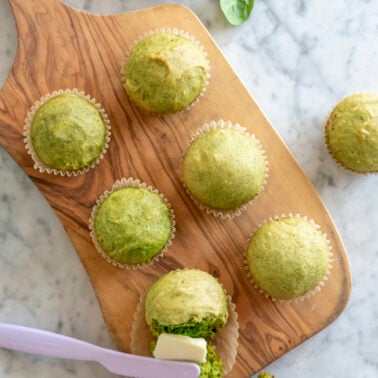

left=220, top=0, right=255, bottom=26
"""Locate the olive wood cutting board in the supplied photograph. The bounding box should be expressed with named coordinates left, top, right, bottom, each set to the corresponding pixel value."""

left=0, top=1, right=351, bottom=376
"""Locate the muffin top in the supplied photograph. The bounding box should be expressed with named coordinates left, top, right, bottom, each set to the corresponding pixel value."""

left=247, top=217, right=329, bottom=300
left=145, top=269, right=228, bottom=331
left=30, top=93, right=107, bottom=172
left=325, top=93, right=378, bottom=173
left=183, top=128, right=266, bottom=209
left=93, top=187, right=172, bottom=265
left=123, top=32, right=209, bottom=113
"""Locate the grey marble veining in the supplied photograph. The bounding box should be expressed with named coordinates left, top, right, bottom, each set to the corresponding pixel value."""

left=0, top=0, right=377, bottom=377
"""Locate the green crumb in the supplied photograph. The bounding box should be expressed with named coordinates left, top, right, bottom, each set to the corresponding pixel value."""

left=326, top=93, right=378, bottom=173
left=94, top=187, right=172, bottom=265
left=199, top=344, right=223, bottom=378
left=123, top=32, right=209, bottom=113
left=145, top=269, right=228, bottom=339
left=30, top=93, right=107, bottom=172
left=257, top=371, right=275, bottom=378
left=183, top=128, right=266, bottom=209
left=149, top=340, right=156, bottom=355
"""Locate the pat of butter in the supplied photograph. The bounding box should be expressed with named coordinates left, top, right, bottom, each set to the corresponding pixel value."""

left=153, top=333, right=207, bottom=364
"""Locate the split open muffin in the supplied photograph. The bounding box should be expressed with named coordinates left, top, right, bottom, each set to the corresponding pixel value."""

left=131, top=269, right=239, bottom=377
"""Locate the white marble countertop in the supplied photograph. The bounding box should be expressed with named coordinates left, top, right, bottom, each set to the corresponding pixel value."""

left=0, top=1, right=377, bottom=377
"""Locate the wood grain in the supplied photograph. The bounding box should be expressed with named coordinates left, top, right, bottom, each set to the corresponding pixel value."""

left=0, top=0, right=351, bottom=376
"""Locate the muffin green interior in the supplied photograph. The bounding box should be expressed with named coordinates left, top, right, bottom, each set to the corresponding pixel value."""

left=30, top=93, right=107, bottom=172
left=94, top=187, right=172, bottom=265
left=183, top=128, right=266, bottom=209
left=326, top=93, right=378, bottom=173
left=123, top=32, right=209, bottom=113
left=150, top=317, right=226, bottom=340
left=247, top=217, right=329, bottom=300
left=199, top=344, right=223, bottom=378
left=145, top=269, right=228, bottom=339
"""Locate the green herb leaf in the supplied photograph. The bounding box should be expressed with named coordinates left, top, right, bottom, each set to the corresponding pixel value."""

left=220, top=0, right=255, bottom=26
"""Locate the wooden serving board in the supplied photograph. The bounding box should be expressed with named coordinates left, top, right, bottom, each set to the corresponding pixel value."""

left=0, top=1, right=351, bottom=376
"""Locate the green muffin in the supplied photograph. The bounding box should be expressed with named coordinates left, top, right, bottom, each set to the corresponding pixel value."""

left=130, top=268, right=238, bottom=376
left=123, top=31, right=209, bottom=113
left=183, top=125, right=266, bottom=212
left=145, top=269, right=228, bottom=339
left=325, top=93, right=378, bottom=173
left=92, top=184, right=173, bottom=266
left=247, top=216, right=330, bottom=300
left=27, top=91, right=109, bottom=174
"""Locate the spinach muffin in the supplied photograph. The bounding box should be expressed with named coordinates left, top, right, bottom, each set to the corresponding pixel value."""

left=130, top=269, right=239, bottom=377
left=90, top=178, right=174, bottom=268
left=145, top=269, right=228, bottom=339
left=182, top=122, right=267, bottom=217
left=143, top=269, right=234, bottom=377
left=247, top=216, right=331, bottom=301
left=122, top=31, right=209, bottom=113
left=325, top=93, right=378, bottom=173
left=25, top=90, right=110, bottom=175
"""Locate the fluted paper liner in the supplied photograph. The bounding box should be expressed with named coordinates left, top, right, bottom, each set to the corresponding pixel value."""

left=182, top=120, right=269, bottom=219
left=323, top=95, right=378, bottom=175
left=121, top=27, right=211, bottom=114
left=130, top=272, right=239, bottom=376
left=244, top=213, right=334, bottom=304
left=89, top=177, right=176, bottom=270
left=23, top=88, right=111, bottom=176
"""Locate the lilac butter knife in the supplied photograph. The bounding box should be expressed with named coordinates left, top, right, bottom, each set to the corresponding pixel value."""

left=0, top=323, right=200, bottom=378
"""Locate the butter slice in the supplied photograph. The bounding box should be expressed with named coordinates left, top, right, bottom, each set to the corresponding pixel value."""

left=153, top=333, right=207, bottom=364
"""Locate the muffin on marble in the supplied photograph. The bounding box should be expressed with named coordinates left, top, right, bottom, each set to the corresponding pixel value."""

left=122, top=30, right=210, bottom=114
left=130, top=269, right=239, bottom=377
left=325, top=93, right=378, bottom=174
left=246, top=215, right=332, bottom=301
left=24, top=89, right=111, bottom=176
left=90, top=178, right=175, bottom=268
left=182, top=121, right=268, bottom=218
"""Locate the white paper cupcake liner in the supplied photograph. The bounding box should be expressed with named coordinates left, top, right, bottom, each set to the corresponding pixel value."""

left=121, top=27, right=211, bottom=115
left=130, top=269, right=239, bottom=375
left=23, top=88, right=111, bottom=177
left=89, top=177, right=176, bottom=270
left=182, top=120, right=269, bottom=219
left=244, top=213, right=334, bottom=304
